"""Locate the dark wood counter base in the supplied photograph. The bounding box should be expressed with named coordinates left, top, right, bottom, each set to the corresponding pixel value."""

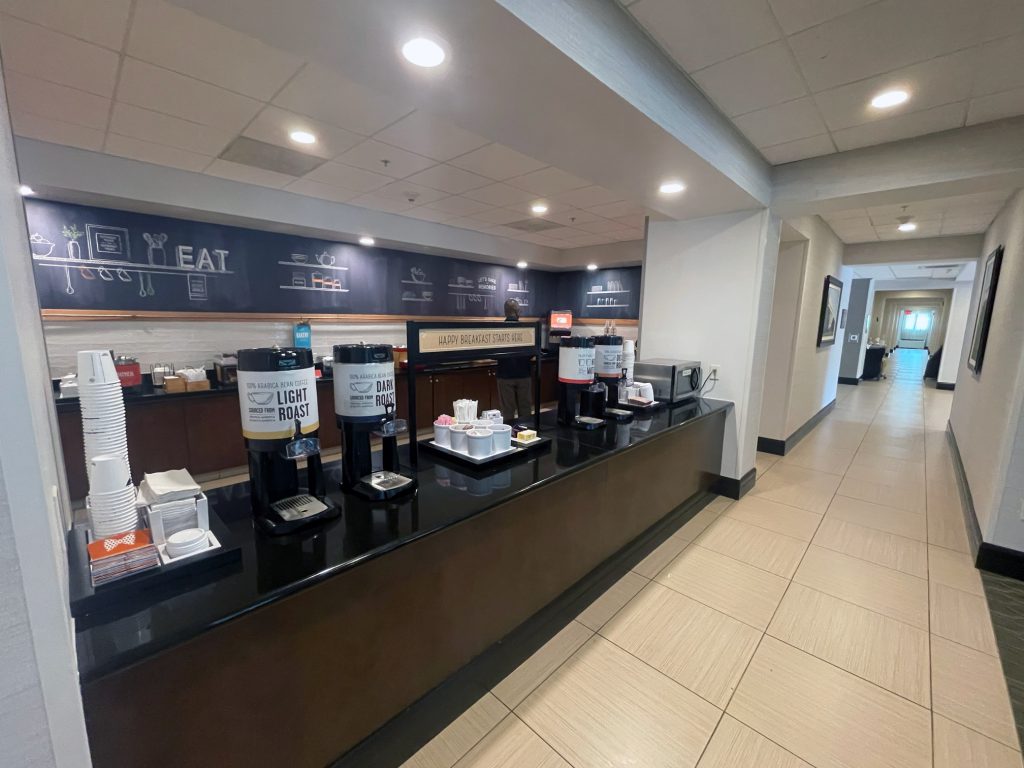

left=80, top=406, right=726, bottom=768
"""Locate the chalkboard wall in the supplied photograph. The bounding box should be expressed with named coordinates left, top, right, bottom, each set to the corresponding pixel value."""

left=26, top=199, right=640, bottom=320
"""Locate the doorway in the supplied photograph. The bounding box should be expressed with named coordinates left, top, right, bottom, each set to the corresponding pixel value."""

left=898, top=307, right=936, bottom=349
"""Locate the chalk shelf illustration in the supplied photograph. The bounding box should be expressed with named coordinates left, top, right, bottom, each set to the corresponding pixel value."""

left=584, top=279, right=631, bottom=309
left=279, top=251, right=350, bottom=293
left=447, top=275, right=498, bottom=312
left=31, top=221, right=234, bottom=302
left=401, top=266, right=433, bottom=304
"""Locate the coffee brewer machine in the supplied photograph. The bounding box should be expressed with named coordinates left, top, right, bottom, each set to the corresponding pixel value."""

left=237, top=347, right=338, bottom=534
left=557, top=336, right=606, bottom=429
left=334, top=344, right=416, bottom=500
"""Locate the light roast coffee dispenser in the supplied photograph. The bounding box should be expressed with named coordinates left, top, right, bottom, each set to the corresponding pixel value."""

left=333, top=344, right=416, bottom=501
left=557, top=336, right=605, bottom=429
left=237, top=347, right=337, bottom=534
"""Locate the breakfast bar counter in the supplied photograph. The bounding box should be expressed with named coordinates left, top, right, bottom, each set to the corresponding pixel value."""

left=76, top=397, right=730, bottom=768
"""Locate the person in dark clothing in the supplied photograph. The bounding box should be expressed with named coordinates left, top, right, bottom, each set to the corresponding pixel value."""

left=496, top=298, right=533, bottom=420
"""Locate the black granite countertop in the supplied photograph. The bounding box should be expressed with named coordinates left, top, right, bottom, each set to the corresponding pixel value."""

left=72, top=398, right=730, bottom=682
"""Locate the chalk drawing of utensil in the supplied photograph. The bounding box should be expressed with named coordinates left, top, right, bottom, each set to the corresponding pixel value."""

left=116, top=268, right=132, bottom=282
left=29, top=233, right=55, bottom=258
left=315, top=251, right=335, bottom=266
left=143, top=273, right=155, bottom=297
left=63, top=266, right=74, bottom=295
left=143, top=232, right=167, bottom=266
left=97, top=268, right=114, bottom=281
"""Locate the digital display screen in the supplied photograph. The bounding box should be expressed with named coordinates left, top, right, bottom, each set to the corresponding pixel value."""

left=550, top=310, right=573, bottom=329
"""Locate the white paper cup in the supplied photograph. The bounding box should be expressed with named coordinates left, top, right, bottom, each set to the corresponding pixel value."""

left=466, top=428, right=494, bottom=458
left=89, top=455, right=130, bottom=492
left=77, top=350, right=120, bottom=385
left=490, top=423, right=512, bottom=452
left=433, top=422, right=451, bottom=447
left=471, top=419, right=494, bottom=430
left=449, top=424, right=470, bottom=453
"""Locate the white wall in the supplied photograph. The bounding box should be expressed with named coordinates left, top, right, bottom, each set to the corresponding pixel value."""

left=938, top=281, right=974, bottom=385
left=843, top=236, right=984, bottom=266
left=760, top=241, right=805, bottom=439
left=641, top=209, right=779, bottom=480
left=0, top=65, right=91, bottom=767
left=950, top=189, right=1024, bottom=550
left=761, top=216, right=847, bottom=439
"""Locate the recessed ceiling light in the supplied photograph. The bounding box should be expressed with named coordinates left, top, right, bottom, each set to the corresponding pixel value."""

left=658, top=180, right=686, bottom=195
left=401, top=37, right=446, bottom=68
left=289, top=130, right=317, bottom=145
left=586, top=263, right=598, bottom=271
left=17, top=184, right=35, bottom=196
left=871, top=89, right=909, bottom=109
left=516, top=260, right=528, bottom=269
left=897, top=221, right=917, bottom=233
left=530, top=203, right=548, bottom=214
left=359, top=236, right=375, bottom=246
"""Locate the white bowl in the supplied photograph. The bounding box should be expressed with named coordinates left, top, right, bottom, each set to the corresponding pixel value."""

left=166, top=528, right=207, bottom=557
left=466, top=428, right=494, bottom=458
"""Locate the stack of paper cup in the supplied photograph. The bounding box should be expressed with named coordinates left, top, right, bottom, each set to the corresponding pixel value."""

left=87, top=454, right=138, bottom=537
left=78, top=350, right=131, bottom=485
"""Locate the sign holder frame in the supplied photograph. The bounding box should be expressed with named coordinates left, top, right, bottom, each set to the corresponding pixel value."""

left=406, top=320, right=542, bottom=466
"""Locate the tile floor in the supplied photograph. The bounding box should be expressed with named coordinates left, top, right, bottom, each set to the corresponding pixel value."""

left=369, top=350, right=1023, bottom=768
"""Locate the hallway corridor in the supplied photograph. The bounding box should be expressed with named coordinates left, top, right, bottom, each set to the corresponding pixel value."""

left=396, top=349, right=1019, bottom=768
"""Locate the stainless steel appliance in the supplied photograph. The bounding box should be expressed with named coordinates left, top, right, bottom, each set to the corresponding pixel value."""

left=632, top=359, right=702, bottom=403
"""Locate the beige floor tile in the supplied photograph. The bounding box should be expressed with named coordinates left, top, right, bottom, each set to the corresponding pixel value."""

left=632, top=533, right=691, bottom=579
left=727, top=636, right=931, bottom=768
left=452, top=715, right=569, bottom=768
left=601, top=582, right=761, bottom=708
left=837, top=475, right=926, bottom=514
left=756, top=451, right=780, bottom=478
left=932, top=635, right=1019, bottom=749
left=724, top=496, right=822, bottom=541
left=576, top=571, right=648, bottom=631
left=492, top=621, right=592, bottom=708
left=656, top=544, right=789, bottom=630
left=928, top=545, right=984, bottom=596
left=697, top=516, right=808, bottom=578
left=703, top=496, right=734, bottom=516
left=933, top=713, right=1024, bottom=768
left=697, top=715, right=811, bottom=768
left=403, top=693, right=510, bottom=768
left=812, top=517, right=928, bottom=578
left=518, top=636, right=720, bottom=768
left=846, top=453, right=926, bottom=483
left=929, top=582, right=999, bottom=655
left=748, top=463, right=842, bottom=513
left=793, top=546, right=929, bottom=629
left=856, top=438, right=926, bottom=462
left=825, top=495, right=926, bottom=541
left=927, top=492, right=971, bottom=553
left=677, top=504, right=723, bottom=539
left=779, top=442, right=857, bottom=476
left=767, top=583, right=930, bottom=706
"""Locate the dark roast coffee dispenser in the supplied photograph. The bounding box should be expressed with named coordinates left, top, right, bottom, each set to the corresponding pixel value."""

left=237, top=347, right=337, bottom=534
left=334, top=344, right=416, bottom=501
left=557, top=336, right=605, bottom=429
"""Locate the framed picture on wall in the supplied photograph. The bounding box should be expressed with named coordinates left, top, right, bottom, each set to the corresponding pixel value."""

left=967, top=245, right=1004, bottom=375
left=840, top=308, right=847, bottom=330
left=817, top=275, right=843, bottom=347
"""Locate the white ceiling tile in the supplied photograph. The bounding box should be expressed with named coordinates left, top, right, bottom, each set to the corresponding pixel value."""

left=373, top=111, right=489, bottom=162
left=447, top=143, right=547, bottom=180
left=832, top=103, right=965, bottom=150
left=767, top=0, right=878, bottom=34
left=0, top=14, right=119, bottom=96
left=823, top=208, right=870, bottom=222
left=117, top=58, right=263, bottom=132
left=370, top=180, right=449, bottom=206
left=587, top=200, right=647, bottom=219
left=542, top=226, right=585, bottom=240
left=940, top=219, right=991, bottom=235
left=977, top=1, right=1024, bottom=40
left=562, top=233, right=614, bottom=247
left=205, top=159, right=297, bottom=188
left=9, top=112, right=105, bottom=150
left=628, top=0, right=780, bottom=71
left=577, top=218, right=630, bottom=234
left=5, top=72, right=110, bottom=130
left=692, top=42, right=808, bottom=117
left=734, top=97, right=827, bottom=147
left=760, top=133, right=835, bottom=164
left=470, top=207, right=529, bottom=225
left=283, top=178, right=358, bottom=204
left=867, top=209, right=941, bottom=226
left=303, top=161, right=392, bottom=193
left=272, top=64, right=412, bottom=136
left=401, top=206, right=458, bottom=223
left=347, top=194, right=417, bottom=214
left=0, top=0, right=132, bottom=49
left=612, top=213, right=648, bottom=229
left=876, top=220, right=942, bottom=239
left=243, top=106, right=362, bottom=160
left=542, top=209, right=602, bottom=226
left=787, top=0, right=987, bottom=91
left=967, top=87, right=1024, bottom=124
left=126, top=0, right=303, bottom=101
left=404, top=164, right=492, bottom=194
left=611, top=229, right=645, bottom=241
left=443, top=216, right=489, bottom=232
left=105, top=134, right=212, bottom=172
left=422, top=196, right=493, bottom=216
left=508, top=166, right=591, bottom=196
left=484, top=225, right=530, bottom=239
left=973, top=33, right=1024, bottom=97
left=334, top=139, right=436, bottom=179
left=461, top=182, right=538, bottom=206
left=109, top=102, right=234, bottom=156
left=554, top=185, right=624, bottom=208
left=813, top=48, right=977, bottom=131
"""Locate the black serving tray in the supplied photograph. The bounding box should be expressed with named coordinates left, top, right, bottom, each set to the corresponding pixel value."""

left=419, top=435, right=552, bottom=467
